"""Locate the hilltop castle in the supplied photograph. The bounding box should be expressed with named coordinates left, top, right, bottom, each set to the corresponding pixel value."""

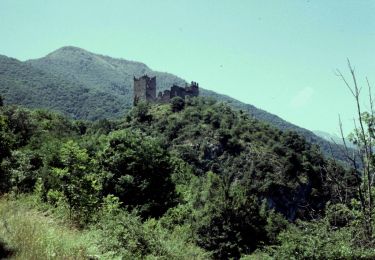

left=133, top=75, right=199, bottom=105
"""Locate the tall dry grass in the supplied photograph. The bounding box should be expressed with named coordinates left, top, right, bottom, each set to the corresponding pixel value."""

left=0, top=196, right=97, bottom=260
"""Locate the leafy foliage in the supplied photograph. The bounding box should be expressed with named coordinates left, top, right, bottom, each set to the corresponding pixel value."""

left=0, top=97, right=366, bottom=259
left=100, top=129, right=177, bottom=218
left=50, top=140, right=100, bottom=224
left=0, top=47, right=350, bottom=163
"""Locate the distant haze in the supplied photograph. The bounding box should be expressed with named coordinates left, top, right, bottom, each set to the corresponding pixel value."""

left=1, top=0, right=375, bottom=134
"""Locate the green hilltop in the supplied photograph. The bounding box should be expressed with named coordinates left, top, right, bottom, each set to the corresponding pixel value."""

left=0, top=46, right=349, bottom=161
left=1, top=97, right=367, bottom=259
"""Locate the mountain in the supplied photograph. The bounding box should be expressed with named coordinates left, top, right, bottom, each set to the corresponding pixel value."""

left=314, top=130, right=356, bottom=149
left=0, top=54, right=126, bottom=120
left=314, top=130, right=343, bottom=144
left=26, top=46, right=186, bottom=104
left=0, top=46, right=348, bottom=161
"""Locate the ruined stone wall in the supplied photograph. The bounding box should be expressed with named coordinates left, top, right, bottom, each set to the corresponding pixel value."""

left=133, top=75, right=156, bottom=103
left=185, top=81, right=199, bottom=97
left=145, top=76, right=156, bottom=101
left=158, top=90, right=171, bottom=103
left=134, top=76, right=147, bottom=101
left=169, top=82, right=199, bottom=100
left=170, top=85, right=187, bottom=99
left=134, top=76, right=199, bottom=105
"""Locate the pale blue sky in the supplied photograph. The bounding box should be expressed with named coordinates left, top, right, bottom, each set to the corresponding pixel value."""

left=1, top=0, right=375, bottom=134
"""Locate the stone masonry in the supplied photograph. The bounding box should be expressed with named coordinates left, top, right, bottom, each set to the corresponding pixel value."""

left=133, top=75, right=157, bottom=104
left=133, top=75, right=199, bottom=105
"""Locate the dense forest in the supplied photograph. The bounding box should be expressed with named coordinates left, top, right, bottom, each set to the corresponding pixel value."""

left=0, top=95, right=374, bottom=259
left=0, top=47, right=349, bottom=162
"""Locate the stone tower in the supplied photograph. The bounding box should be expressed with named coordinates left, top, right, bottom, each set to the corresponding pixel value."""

left=133, top=75, right=156, bottom=104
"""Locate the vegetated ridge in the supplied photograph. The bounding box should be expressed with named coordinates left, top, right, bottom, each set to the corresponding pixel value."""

left=0, top=46, right=349, bottom=161
left=0, top=98, right=363, bottom=259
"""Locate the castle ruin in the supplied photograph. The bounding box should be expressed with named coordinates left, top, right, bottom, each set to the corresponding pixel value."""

left=133, top=75, right=199, bottom=105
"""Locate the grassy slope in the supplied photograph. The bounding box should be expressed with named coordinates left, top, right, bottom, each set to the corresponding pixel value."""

left=0, top=196, right=97, bottom=259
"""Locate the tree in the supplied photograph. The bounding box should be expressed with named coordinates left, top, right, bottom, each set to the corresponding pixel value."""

left=133, top=101, right=152, bottom=122
left=100, top=130, right=177, bottom=218
left=2, top=107, right=35, bottom=147
left=336, top=59, right=375, bottom=241
left=52, top=140, right=100, bottom=223
left=171, top=97, right=185, bottom=112
left=0, top=115, right=13, bottom=193
left=194, top=172, right=268, bottom=259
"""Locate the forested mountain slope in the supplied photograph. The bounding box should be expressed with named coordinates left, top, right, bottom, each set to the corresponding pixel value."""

left=0, top=46, right=349, bottom=160
left=26, top=46, right=186, bottom=104
left=202, top=89, right=349, bottom=161
left=0, top=98, right=361, bottom=259
left=0, top=55, right=125, bottom=120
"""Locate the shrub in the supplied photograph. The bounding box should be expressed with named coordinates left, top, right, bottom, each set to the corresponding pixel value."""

left=171, top=97, right=185, bottom=112
left=100, top=130, right=177, bottom=218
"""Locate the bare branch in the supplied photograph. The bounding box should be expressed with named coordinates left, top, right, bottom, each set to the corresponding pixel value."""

left=336, top=69, right=356, bottom=97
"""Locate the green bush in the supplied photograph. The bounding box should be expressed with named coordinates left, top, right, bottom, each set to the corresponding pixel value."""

left=100, top=130, right=177, bottom=218
left=94, top=195, right=209, bottom=259
left=171, top=96, right=185, bottom=112
left=259, top=219, right=375, bottom=259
